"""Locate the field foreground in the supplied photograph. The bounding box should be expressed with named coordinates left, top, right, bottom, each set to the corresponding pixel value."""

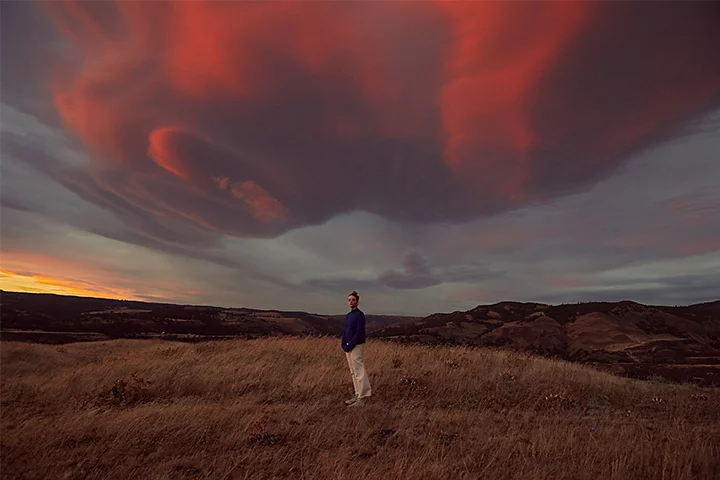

left=1, top=337, right=719, bottom=479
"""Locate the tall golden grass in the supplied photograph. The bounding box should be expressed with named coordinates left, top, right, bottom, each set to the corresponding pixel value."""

left=1, top=336, right=719, bottom=479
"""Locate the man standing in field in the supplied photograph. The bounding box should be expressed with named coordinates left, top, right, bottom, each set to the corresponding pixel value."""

left=342, top=291, right=371, bottom=407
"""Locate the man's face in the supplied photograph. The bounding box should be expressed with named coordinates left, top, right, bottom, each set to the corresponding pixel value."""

left=348, top=296, right=358, bottom=309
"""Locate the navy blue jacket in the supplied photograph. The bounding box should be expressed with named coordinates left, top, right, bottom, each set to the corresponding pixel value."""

left=342, top=308, right=366, bottom=352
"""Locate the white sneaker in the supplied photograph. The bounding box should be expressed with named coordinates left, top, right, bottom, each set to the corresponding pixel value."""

left=344, top=396, right=358, bottom=405
left=347, top=397, right=364, bottom=408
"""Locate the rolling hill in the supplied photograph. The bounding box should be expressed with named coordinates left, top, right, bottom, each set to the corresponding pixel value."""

left=373, top=300, right=720, bottom=386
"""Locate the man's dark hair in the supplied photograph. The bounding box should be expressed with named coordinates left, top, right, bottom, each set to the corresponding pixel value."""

left=349, top=291, right=360, bottom=301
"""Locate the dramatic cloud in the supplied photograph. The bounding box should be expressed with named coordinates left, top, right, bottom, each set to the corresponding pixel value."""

left=2, top=1, right=719, bottom=313
left=3, top=1, right=718, bottom=241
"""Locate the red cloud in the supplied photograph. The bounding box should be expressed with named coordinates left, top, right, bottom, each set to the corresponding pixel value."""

left=228, top=180, right=288, bottom=224
left=148, top=127, right=193, bottom=179
left=36, top=1, right=720, bottom=239
left=439, top=2, right=590, bottom=201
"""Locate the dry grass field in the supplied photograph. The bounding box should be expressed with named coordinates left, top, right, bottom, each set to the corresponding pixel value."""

left=1, top=337, right=719, bottom=479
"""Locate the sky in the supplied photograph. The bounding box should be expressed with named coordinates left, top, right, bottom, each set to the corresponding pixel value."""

left=1, top=1, right=719, bottom=316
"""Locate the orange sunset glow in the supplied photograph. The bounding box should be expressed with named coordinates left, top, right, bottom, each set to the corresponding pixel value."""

left=0, top=251, right=202, bottom=303
left=0, top=251, right=133, bottom=299
left=0, top=269, right=127, bottom=299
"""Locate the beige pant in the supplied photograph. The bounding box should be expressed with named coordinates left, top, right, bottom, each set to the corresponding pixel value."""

left=345, top=344, right=371, bottom=399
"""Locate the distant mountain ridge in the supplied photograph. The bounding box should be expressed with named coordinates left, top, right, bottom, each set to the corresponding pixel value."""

left=2, top=291, right=719, bottom=386
left=0, top=290, right=420, bottom=341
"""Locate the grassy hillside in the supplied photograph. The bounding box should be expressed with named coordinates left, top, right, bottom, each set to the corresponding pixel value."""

left=1, top=337, right=719, bottom=479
